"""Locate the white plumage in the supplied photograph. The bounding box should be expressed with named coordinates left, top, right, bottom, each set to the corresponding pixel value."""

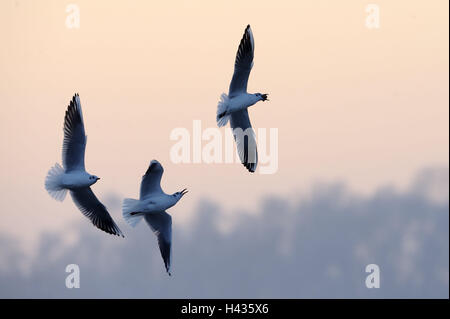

left=216, top=25, right=269, bottom=173
left=45, top=94, right=124, bottom=237
left=122, top=160, right=187, bottom=276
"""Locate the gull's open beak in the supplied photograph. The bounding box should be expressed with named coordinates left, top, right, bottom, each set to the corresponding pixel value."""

left=180, top=188, right=188, bottom=196
left=261, top=93, right=269, bottom=101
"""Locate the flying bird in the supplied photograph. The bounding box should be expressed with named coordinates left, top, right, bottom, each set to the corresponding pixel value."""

left=216, top=24, right=269, bottom=172
left=45, top=94, right=124, bottom=237
left=122, top=160, right=187, bottom=276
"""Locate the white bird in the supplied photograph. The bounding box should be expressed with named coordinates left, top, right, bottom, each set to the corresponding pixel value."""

left=45, top=94, right=124, bottom=237
left=122, top=160, right=187, bottom=276
left=216, top=24, right=269, bottom=173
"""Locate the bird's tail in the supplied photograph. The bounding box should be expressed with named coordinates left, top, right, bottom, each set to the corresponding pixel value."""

left=216, top=93, right=231, bottom=127
left=45, top=163, right=67, bottom=201
left=122, top=198, right=144, bottom=227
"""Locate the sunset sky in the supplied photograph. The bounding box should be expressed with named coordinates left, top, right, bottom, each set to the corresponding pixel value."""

left=0, top=0, right=448, bottom=248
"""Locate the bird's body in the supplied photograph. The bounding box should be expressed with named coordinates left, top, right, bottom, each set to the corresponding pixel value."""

left=128, top=194, right=180, bottom=214
left=218, top=93, right=261, bottom=119
left=45, top=94, right=124, bottom=237
left=60, top=171, right=97, bottom=189
left=216, top=25, right=269, bottom=172
left=122, top=160, right=187, bottom=276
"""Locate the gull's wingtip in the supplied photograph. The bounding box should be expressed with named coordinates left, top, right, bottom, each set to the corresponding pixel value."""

left=247, top=164, right=257, bottom=173
left=106, top=225, right=125, bottom=238
left=113, top=229, right=125, bottom=238
left=70, top=93, right=81, bottom=108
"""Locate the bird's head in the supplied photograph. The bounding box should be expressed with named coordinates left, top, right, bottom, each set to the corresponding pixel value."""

left=88, top=175, right=100, bottom=184
left=255, top=93, right=269, bottom=102
left=173, top=188, right=188, bottom=201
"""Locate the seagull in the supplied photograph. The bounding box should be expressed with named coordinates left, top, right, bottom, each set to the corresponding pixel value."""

left=122, top=160, right=187, bottom=276
left=45, top=94, right=124, bottom=237
left=216, top=24, right=269, bottom=173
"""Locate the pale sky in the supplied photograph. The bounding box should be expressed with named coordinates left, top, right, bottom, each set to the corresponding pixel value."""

left=0, top=0, right=448, bottom=245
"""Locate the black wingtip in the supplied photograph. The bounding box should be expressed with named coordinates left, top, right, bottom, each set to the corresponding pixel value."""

left=68, top=94, right=80, bottom=110
left=106, top=226, right=125, bottom=238
left=114, top=226, right=125, bottom=238
left=218, top=111, right=227, bottom=119
left=64, top=94, right=82, bottom=130
left=89, top=221, right=124, bottom=238
left=112, top=231, right=124, bottom=238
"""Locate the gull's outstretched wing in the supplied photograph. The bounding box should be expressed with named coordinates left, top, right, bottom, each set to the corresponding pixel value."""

left=140, top=160, right=164, bottom=199
left=229, top=25, right=255, bottom=97
left=230, top=109, right=258, bottom=173
left=62, top=94, right=86, bottom=172
left=145, top=212, right=172, bottom=275
left=70, top=187, right=124, bottom=237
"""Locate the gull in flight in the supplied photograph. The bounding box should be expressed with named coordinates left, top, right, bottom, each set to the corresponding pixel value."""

left=216, top=24, right=269, bottom=172
left=45, top=94, right=124, bottom=237
left=122, top=160, right=187, bottom=276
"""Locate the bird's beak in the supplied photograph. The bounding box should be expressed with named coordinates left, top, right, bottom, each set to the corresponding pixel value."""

left=180, top=188, right=188, bottom=196
left=261, top=93, right=269, bottom=101
left=96, top=177, right=100, bottom=181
